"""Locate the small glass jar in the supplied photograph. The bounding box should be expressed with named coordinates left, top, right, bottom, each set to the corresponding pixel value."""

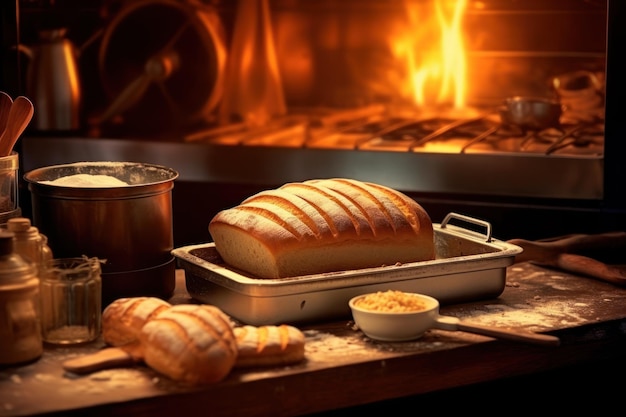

left=0, top=152, right=19, bottom=215
left=39, top=257, right=102, bottom=345
left=0, top=231, right=43, bottom=365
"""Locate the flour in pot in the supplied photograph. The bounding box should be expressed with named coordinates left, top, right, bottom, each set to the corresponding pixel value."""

left=40, top=174, right=129, bottom=187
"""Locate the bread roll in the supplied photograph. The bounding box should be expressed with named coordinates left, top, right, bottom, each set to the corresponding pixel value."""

left=209, top=178, right=435, bottom=278
left=139, top=304, right=237, bottom=385
left=102, top=297, right=171, bottom=347
left=234, top=325, right=305, bottom=368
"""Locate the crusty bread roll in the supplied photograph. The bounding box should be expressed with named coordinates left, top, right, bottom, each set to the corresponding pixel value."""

left=102, top=297, right=171, bottom=347
left=139, top=304, right=238, bottom=385
left=209, top=178, right=435, bottom=278
left=234, top=325, right=306, bottom=368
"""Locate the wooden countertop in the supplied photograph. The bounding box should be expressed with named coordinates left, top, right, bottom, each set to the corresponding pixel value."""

left=2, top=263, right=626, bottom=416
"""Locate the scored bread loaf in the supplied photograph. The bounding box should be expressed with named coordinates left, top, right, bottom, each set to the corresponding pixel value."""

left=209, top=178, right=435, bottom=278
left=102, top=297, right=172, bottom=347
left=234, top=325, right=306, bottom=368
left=139, top=304, right=238, bottom=385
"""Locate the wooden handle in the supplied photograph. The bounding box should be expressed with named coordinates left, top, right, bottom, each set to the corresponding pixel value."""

left=0, top=91, right=13, bottom=136
left=434, top=315, right=560, bottom=346
left=0, top=96, right=34, bottom=156
left=554, top=253, right=626, bottom=287
left=455, top=322, right=560, bottom=347
left=63, top=347, right=136, bottom=374
left=62, top=343, right=144, bottom=374
left=508, top=232, right=626, bottom=264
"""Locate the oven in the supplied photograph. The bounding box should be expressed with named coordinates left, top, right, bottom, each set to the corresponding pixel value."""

left=1, top=0, right=624, bottom=245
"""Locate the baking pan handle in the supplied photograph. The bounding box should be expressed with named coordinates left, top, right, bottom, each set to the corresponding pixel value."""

left=440, top=212, right=493, bottom=242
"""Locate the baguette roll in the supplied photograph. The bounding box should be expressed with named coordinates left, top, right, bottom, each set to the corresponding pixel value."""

left=234, top=325, right=306, bottom=368
left=102, top=297, right=172, bottom=347
left=209, top=178, right=435, bottom=278
left=139, top=304, right=237, bottom=385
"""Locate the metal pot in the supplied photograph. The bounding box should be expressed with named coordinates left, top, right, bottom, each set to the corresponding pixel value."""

left=499, top=96, right=563, bottom=130
left=23, top=161, right=179, bottom=306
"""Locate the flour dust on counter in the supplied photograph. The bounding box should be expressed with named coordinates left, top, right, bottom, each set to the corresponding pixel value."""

left=0, top=343, right=188, bottom=416
left=440, top=264, right=626, bottom=331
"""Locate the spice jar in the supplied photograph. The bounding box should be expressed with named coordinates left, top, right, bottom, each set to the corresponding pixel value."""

left=4, top=217, right=53, bottom=274
left=0, top=231, right=43, bottom=365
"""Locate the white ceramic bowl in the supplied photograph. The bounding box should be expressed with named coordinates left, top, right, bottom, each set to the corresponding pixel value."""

left=349, top=291, right=561, bottom=346
left=348, top=291, right=441, bottom=342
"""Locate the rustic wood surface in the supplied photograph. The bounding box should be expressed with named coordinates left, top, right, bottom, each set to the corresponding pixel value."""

left=1, top=263, right=626, bottom=416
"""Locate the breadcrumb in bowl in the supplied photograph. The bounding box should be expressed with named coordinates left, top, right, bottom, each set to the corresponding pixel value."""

left=349, top=290, right=439, bottom=342
left=349, top=290, right=561, bottom=346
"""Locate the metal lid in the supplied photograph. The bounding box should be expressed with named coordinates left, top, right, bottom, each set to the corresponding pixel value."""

left=7, top=217, right=35, bottom=233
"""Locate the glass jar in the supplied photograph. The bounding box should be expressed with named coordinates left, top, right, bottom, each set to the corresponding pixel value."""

left=0, top=152, right=19, bottom=219
left=39, top=257, right=102, bottom=345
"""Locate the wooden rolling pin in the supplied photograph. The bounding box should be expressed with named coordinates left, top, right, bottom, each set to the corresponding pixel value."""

left=508, top=232, right=626, bottom=286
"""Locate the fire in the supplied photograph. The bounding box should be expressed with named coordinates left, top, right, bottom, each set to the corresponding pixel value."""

left=392, top=0, right=468, bottom=109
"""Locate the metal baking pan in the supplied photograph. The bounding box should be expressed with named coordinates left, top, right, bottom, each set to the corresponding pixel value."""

left=172, top=213, right=523, bottom=325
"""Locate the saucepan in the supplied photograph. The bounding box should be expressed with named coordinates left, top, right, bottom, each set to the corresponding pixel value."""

left=384, top=95, right=563, bottom=150
left=349, top=291, right=560, bottom=346
left=499, top=96, right=563, bottom=131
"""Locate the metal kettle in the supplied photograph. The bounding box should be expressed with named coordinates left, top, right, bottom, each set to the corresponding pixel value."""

left=18, top=28, right=82, bottom=131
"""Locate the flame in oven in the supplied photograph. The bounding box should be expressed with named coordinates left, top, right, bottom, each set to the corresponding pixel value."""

left=391, top=0, right=468, bottom=109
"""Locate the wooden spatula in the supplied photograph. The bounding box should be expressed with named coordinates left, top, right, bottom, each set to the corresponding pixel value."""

left=0, top=95, right=34, bottom=157
left=0, top=92, right=13, bottom=139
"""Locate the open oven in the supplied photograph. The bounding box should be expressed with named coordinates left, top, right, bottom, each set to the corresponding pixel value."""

left=1, top=0, right=625, bottom=245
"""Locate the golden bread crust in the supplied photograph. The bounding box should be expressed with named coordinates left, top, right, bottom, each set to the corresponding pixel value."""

left=102, top=297, right=172, bottom=347
left=234, top=325, right=306, bottom=368
left=209, top=178, right=435, bottom=278
left=140, top=304, right=237, bottom=385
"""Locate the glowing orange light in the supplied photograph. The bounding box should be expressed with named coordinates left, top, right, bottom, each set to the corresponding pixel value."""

left=391, top=0, right=468, bottom=109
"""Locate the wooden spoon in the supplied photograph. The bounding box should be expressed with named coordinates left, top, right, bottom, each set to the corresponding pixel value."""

left=0, top=95, right=34, bottom=156
left=62, top=342, right=144, bottom=374
left=0, top=91, right=13, bottom=139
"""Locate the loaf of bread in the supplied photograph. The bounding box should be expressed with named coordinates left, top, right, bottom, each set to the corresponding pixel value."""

left=102, top=297, right=172, bottom=347
left=234, top=325, right=306, bottom=368
left=209, top=178, right=435, bottom=278
left=139, top=304, right=238, bottom=385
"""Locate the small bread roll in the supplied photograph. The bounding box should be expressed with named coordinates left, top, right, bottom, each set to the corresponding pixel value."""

left=140, top=304, right=237, bottom=384
left=234, top=325, right=306, bottom=368
left=102, top=297, right=172, bottom=347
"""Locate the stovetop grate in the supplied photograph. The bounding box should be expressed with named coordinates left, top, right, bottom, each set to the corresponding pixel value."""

left=185, top=102, right=604, bottom=158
